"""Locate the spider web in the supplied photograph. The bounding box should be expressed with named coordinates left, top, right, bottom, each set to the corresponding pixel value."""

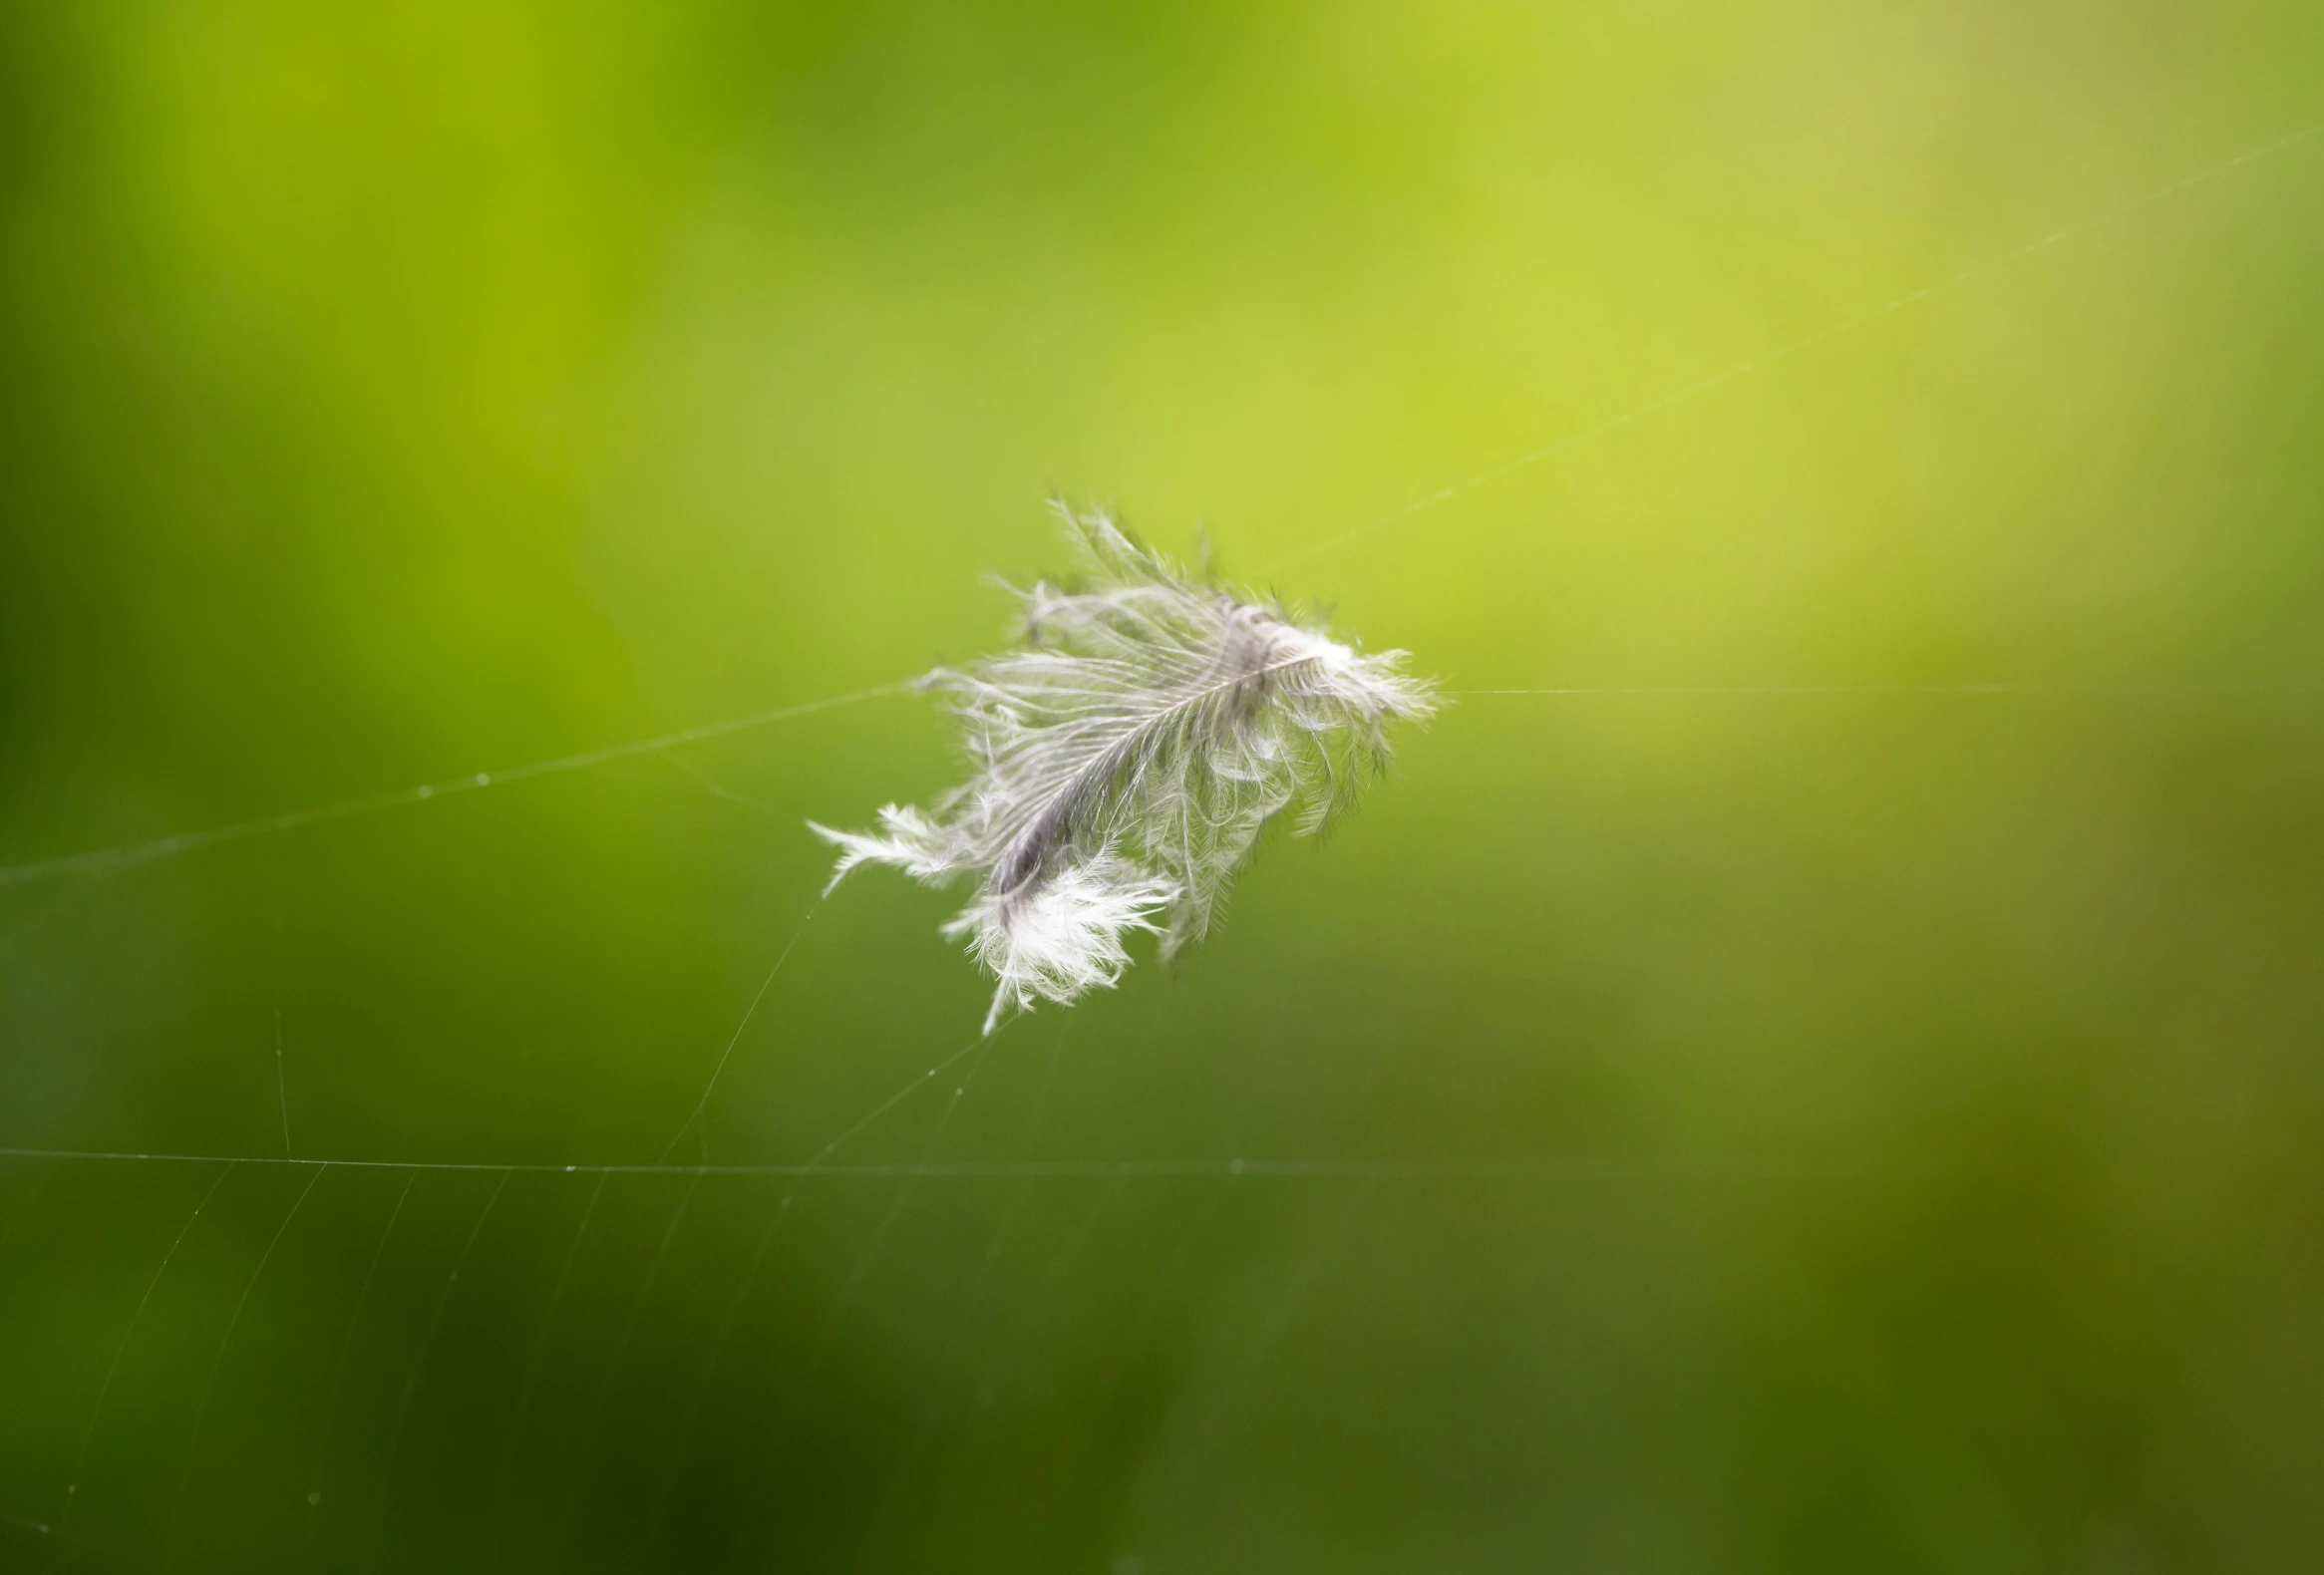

left=1, top=128, right=2319, bottom=1575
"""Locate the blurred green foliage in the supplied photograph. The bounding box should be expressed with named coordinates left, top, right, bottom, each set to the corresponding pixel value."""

left=3, top=1, right=2323, bottom=1570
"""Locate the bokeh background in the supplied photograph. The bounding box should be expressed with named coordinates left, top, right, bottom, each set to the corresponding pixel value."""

left=4, top=2, right=2323, bottom=1570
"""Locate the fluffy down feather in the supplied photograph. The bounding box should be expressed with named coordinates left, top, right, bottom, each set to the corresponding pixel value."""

left=812, top=504, right=1436, bottom=1031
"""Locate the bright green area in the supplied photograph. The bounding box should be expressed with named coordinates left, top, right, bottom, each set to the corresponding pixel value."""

left=4, top=2, right=2323, bottom=1570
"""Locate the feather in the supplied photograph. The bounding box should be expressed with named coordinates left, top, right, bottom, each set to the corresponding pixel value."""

left=811, top=503, right=1437, bottom=1031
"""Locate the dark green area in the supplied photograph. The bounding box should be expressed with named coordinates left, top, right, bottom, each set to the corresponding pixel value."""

left=4, top=2, right=2323, bottom=1570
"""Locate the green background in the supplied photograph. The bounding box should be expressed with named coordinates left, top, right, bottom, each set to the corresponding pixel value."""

left=4, top=2, right=2323, bottom=1570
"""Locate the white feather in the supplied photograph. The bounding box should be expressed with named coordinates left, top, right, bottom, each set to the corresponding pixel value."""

left=812, top=504, right=1436, bottom=1031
